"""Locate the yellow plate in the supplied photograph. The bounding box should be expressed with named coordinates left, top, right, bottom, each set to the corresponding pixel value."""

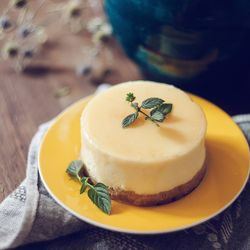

left=39, top=95, right=250, bottom=234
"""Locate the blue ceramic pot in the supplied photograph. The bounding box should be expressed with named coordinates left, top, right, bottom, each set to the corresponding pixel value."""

left=105, top=0, right=250, bottom=84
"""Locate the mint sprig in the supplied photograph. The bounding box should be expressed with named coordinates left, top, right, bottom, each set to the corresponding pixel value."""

left=66, top=160, right=83, bottom=178
left=66, top=160, right=111, bottom=215
left=122, top=93, right=173, bottom=128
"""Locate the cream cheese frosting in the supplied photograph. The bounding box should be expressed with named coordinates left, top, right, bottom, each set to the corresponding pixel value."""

left=80, top=81, right=206, bottom=195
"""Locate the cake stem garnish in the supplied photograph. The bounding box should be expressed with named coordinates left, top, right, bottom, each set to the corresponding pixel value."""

left=66, top=160, right=111, bottom=215
left=122, top=92, right=173, bottom=128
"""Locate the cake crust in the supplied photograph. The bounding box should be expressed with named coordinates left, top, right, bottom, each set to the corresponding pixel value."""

left=108, top=163, right=206, bottom=206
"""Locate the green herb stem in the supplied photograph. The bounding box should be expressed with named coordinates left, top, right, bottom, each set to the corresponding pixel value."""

left=86, top=180, right=94, bottom=189
left=131, top=104, right=160, bottom=127
left=77, top=175, right=82, bottom=182
left=138, top=109, right=160, bottom=127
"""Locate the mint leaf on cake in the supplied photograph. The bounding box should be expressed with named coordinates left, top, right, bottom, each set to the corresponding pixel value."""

left=141, top=97, right=164, bottom=109
left=122, top=93, right=173, bottom=128
left=122, top=112, right=138, bottom=128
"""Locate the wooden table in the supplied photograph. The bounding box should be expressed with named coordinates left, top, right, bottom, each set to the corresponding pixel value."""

left=0, top=2, right=141, bottom=202
left=1, top=1, right=250, bottom=203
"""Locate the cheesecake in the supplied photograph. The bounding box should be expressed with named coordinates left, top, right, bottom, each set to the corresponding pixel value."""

left=80, top=81, right=207, bottom=206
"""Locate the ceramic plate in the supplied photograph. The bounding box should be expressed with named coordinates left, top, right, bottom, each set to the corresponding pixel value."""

left=39, top=95, right=250, bottom=234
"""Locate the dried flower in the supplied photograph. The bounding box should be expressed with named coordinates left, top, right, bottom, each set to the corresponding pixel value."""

left=87, top=17, right=112, bottom=44
left=87, top=17, right=103, bottom=33
left=87, top=18, right=112, bottom=34
left=35, top=27, right=48, bottom=45
left=92, top=29, right=110, bottom=43
left=0, top=16, right=12, bottom=31
left=76, top=64, right=92, bottom=77
left=2, top=42, right=19, bottom=59
left=69, top=7, right=81, bottom=18
left=0, top=1, right=49, bottom=71
left=65, top=0, right=83, bottom=19
left=23, top=48, right=34, bottom=58
left=0, top=0, right=114, bottom=75
left=18, top=25, right=33, bottom=38
left=12, top=0, right=27, bottom=9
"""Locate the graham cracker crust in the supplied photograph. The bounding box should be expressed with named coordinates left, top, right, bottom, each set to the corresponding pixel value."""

left=109, top=163, right=206, bottom=206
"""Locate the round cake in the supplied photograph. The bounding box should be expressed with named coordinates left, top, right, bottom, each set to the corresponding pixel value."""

left=80, top=81, right=207, bottom=206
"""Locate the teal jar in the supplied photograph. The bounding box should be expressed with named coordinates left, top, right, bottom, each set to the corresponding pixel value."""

left=105, top=0, right=250, bottom=84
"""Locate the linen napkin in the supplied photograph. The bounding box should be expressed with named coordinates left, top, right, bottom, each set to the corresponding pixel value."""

left=0, top=85, right=249, bottom=249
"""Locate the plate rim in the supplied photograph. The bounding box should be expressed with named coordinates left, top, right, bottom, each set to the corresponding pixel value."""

left=38, top=96, right=250, bottom=235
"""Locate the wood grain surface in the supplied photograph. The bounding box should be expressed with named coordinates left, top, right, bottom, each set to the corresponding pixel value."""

left=0, top=1, right=141, bottom=202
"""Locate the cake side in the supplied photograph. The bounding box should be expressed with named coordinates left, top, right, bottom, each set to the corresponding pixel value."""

left=80, top=134, right=206, bottom=194
left=108, top=162, right=206, bottom=206
left=83, top=159, right=207, bottom=206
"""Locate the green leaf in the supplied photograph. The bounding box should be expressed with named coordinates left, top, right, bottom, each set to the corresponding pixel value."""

left=80, top=177, right=88, bottom=194
left=126, top=92, right=136, bottom=102
left=150, top=103, right=172, bottom=116
left=80, top=183, right=87, bottom=194
left=141, top=97, right=164, bottom=109
left=150, top=108, right=157, bottom=116
left=157, top=103, right=172, bottom=115
left=151, top=110, right=165, bottom=122
left=122, top=112, right=138, bottom=128
left=66, top=160, right=83, bottom=178
left=88, top=183, right=111, bottom=215
left=80, top=177, right=88, bottom=183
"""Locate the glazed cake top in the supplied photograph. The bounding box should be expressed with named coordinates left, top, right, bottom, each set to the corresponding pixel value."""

left=81, top=81, right=206, bottom=163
